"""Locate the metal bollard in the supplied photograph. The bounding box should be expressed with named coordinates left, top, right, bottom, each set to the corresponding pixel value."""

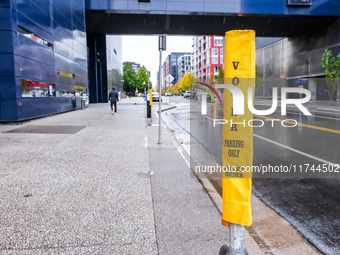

left=219, top=223, right=245, bottom=255
left=146, top=100, right=151, bottom=118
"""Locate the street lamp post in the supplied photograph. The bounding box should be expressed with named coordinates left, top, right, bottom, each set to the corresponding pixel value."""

left=146, top=71, right=151, bottom=118
left=158, top=34, right=166, bottom=144
left=120, top=79, right=124, bottom=99
left=147, top=71, right=150, bottom=92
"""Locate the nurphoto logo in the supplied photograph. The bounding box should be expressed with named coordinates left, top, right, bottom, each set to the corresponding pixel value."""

left=198, top=83, right=312, bottom=128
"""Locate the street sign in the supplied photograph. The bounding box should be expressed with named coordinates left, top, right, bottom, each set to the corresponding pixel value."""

left=166, top=74, right=174, bottom=85
left=159, top=34, right=166, bottom=51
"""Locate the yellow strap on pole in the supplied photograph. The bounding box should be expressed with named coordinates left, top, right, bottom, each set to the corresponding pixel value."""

left=222, top=30, right=255, bottom=227
left=150, top=89, right=153, bottom=106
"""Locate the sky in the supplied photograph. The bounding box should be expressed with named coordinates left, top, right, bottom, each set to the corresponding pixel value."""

left=122, top=36, right=193, bottom=89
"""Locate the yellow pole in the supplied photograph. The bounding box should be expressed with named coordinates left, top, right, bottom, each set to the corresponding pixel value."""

left=222, top=30, right=255, bottom=227
left=150, top=89, right=153, bottom=106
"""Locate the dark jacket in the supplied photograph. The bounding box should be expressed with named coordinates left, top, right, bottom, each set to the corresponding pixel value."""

left=108, top=89, right=119, bottom=103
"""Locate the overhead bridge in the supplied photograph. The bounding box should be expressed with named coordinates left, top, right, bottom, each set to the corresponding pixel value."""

left=85, top=0, right=340, bottom=36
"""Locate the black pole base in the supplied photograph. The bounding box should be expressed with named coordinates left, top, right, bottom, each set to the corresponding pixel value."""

left=147, top=101, right=151, bottom=118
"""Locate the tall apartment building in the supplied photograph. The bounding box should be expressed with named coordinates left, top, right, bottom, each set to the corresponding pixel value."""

left=192, top=36, right=224, bottom=83
left=177, top=54, right=192, bottom=81
left=162, top=56, right=171, bottom=90
left=162, top=52, right=190, bottom=91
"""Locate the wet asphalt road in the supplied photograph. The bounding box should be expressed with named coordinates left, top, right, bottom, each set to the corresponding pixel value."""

left=165, top=96, right=340, bottom=255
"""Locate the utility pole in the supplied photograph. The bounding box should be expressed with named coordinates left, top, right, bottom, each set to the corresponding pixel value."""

left=219, top=224, right=245, bottom=255
left=146, top=71, right=151, bottom=118
left=158, top=34, right=166, bottom=144
left=147, top=71, right=150, bottom=92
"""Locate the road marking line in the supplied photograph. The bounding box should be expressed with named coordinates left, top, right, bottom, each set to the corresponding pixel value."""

left=284, top=111, right=340, bottom=121
left=216, top=105, right=340, bottom=124
left=211, top=109, right=340, bottom=134
left=254, top=115, right=340, bottom=134
left=253, top=134, right=337, bottom=165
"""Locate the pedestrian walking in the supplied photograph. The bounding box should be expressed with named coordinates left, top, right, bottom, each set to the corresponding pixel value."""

left=108, top=87, right=119, bottom=114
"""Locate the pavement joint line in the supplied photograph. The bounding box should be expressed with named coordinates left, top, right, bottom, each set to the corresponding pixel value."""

left=253, top=134, right=337, bottom=165
left=144, top=128, right=161, bottom=255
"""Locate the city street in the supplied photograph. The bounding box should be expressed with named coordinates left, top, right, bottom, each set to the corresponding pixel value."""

left=1, top=1, right=340, bottom=254
left=164, top=95, right=340, bottom=255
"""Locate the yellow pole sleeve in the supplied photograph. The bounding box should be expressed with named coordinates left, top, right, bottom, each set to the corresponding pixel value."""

left=222, top=30, right=255, bottom=227
left=150, top=89, right=153, bottom=106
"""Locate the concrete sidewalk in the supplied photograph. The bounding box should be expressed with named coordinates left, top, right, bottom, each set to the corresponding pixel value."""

left=0, top=98, right=228, bottom=254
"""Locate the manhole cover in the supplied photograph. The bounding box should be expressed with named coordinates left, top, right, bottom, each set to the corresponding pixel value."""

left=4, top=125, right=86, bottom=134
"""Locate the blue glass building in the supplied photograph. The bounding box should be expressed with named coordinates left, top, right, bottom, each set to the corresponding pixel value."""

left=0, top=0, right=89, bottom=121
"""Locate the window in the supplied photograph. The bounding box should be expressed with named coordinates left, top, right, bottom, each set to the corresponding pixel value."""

left=287, top=0, right=311, bottom=6
left=18, top=26, right=53, bottom=49
left=21, top=79, right=54, bottom=97
left=212, top=57, right=218, bottom=64
left=212, top=48, right=218, bottom=55
left=214, top=37, right=223, bottom=46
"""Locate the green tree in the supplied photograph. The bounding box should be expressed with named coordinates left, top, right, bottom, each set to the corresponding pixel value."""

left=170, top=81, right=180, bottom=94
left=217, top=66, right=224, bottom=83
left=321, top=49, right=340, bottom=103
left=123, top=62, right=137, bottom=93
left=180, top=72, right=196, bottom=91
left=136, top=66, right=150, bottom=93
left=255, top=64, right=261, bottom=89
left=209, top=72, right=215, bottom=86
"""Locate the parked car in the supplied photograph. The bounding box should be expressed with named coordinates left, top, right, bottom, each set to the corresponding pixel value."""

left=166, top=92, right=173, bottom=96
left=152, top=92, right=162, bottom=102
left=184, top=91, right=192, bottom=98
